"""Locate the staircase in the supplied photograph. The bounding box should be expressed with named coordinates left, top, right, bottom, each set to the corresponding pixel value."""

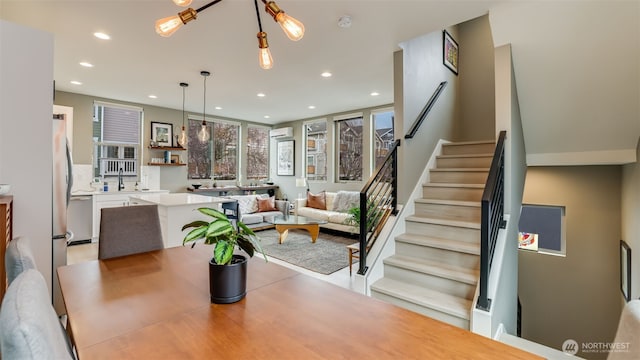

left=370, top=140, right=495, bottom=329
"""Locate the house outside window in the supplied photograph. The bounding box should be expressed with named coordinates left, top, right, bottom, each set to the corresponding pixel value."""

left=304, top=120, right=327, bottom=182
left=336, top=115, right=363, bottom=181
left=187, top=118, right=239, bottom=180
left=372, top=109, right=394, bottom=172
left=246, top=126, right=269, bottom=180
left=92, top=102, right=141, bottom=180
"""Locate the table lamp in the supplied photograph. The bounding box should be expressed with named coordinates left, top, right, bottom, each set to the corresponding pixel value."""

left=295, top=177, right=308, bottom=215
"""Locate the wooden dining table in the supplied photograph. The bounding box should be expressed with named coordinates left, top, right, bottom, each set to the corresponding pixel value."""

left=58, top=245, right=541, bottom=359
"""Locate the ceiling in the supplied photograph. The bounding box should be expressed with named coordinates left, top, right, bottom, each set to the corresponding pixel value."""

left=0, top=0, right=502, bottom=125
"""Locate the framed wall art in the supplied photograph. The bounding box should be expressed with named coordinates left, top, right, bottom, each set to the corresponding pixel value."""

left=151, top=122, right=173, bottom=147
left=277, top=140, right=295, bottom=176
left=620, top=240, right=631, bottom=302
left=443, top=29, right=459, bottom=75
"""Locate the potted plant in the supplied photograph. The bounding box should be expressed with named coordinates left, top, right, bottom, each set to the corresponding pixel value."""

left=182, top=207, right=266, bottom=304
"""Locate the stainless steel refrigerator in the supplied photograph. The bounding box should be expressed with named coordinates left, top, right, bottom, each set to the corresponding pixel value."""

left=52, top=113, right=73, bottom=316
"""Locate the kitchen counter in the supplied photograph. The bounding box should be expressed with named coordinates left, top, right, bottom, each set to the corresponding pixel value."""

left=129, top=193, right=234, bottom=248
left=128, top=193, right=230, bottom=207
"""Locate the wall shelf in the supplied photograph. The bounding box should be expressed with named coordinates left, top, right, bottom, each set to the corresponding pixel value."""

left=147, top=163, right=186, bottom=166
left=149, top=146, right=185, bottom=151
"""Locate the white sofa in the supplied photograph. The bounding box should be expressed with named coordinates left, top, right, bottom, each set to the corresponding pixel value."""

left=295, top=191, right=359, bottom=234
left=228, top=194, right=289, bottom=230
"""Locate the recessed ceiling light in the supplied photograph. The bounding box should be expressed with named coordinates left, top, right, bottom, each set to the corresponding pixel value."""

left=308, top=105, right=316, bottom=109
left=148, top=95, right=157, bottom=99
left=93, top=32, right=110, bottom=40
left=79, top=62, right=94, bottom=68
left=257, top=93, right=266, bottom=97
left=370, top=92, right=380, bottom=96
left=215, top=106, right=222, bottom=110
left=321, top=72, right=332, bottom=78
left=70, top=81, right=82, bottom=85
left=264, top=115, right=270, bottom=119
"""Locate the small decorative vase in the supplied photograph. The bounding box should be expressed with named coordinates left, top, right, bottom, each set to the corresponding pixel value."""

left=208, top=254, right=247, bottom=304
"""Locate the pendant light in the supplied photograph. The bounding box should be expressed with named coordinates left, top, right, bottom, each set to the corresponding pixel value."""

left=254, top=0, right=273, bottom=70
left=197, top=71, right=211, bottom=143
left=177, top=82, right=189, bottom=147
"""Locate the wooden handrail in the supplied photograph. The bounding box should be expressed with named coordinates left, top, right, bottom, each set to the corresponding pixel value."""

left=404, top=81, right=447, bottom=139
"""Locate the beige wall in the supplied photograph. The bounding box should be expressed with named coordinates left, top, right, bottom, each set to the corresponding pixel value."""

left=520, top=166, right=622, bottom=359
left=622, top=139, right=640, bottom=302
left=456, top=15, right=496, bottom=141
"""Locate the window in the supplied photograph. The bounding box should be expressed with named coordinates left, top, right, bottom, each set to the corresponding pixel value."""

left=336, top=116, right=363, bottom=181
left=92, top=102, right=141, bottom=180
left=246, top=126, right=269, bottom=180
left=187, top=118, right=239, bottom=180
left=304, top=120, right=327, bottom=181
left=518, top=204, right=566, bottom=256
left=372, top=110, right=394, bottom=171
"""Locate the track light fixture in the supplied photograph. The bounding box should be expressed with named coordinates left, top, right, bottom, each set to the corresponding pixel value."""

left=155, top=0, right=304, bottom=69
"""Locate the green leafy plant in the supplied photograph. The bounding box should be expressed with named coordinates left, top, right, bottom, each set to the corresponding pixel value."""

left=343, top=201, right=376, bottom=232
left=182, top=207, right=267, bottom=265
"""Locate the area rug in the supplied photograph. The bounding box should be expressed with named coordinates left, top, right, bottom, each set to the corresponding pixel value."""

left=255, top=229, right=358, bottom=275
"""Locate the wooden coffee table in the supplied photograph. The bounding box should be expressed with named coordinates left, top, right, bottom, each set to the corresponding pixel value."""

left=269, top=215, right=327, bottom=244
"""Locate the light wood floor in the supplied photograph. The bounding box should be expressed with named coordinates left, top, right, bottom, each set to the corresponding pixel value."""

left=67, top=238, right=359, bottom=292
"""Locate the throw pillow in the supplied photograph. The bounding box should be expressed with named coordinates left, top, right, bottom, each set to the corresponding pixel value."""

left=332, top=191, right=360, bottom=212
left=257, top=197, right=278, bottom=212
left=307, top=191, right=326, bottom=210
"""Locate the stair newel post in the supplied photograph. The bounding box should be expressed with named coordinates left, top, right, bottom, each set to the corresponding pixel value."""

left=391, top=139, right=399, bottom=215
left=358, top=191, right=368, bottom=275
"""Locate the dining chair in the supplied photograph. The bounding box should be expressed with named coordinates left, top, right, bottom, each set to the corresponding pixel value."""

left=98, top=205, right=164, bottom=260
left=221, top=200, right=240, bottom=227
left=0, top=269, right=75, bottom=360
left=5, top=236, right=37, bottom=285
left=608, top=299, right=640, bottom=360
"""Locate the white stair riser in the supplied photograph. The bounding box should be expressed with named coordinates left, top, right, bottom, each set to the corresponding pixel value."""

left=384, top=265, right=476, bottom=300
left=422, top=186, right=483, bottom=201
left=442, top=143, right=495, bottom=156
left=405, top=220, right=480, bottom=243
left=430, top=170, right=488, bottom=184
left=371, top=290, right=470, bottom=329
left=436, top=156, right=492, bottom=168
left=396, top=241, right=480, bottom=269
left=414, top=202, right=480, bottom=222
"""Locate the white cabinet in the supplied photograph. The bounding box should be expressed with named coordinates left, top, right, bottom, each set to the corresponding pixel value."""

left=92, top=190, right=168, bottom=240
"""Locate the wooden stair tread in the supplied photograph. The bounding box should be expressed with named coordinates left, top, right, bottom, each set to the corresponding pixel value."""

left=430, top=167, right=489, bottom=172
left=415, top=198, right=481, bottom=208
left=395, top=233, right=480, bottom=255
left=384, top=255, right=479, bottom=285
left=371, top=277, right=472, bottom=320
left=405, top=215, right=480, bottom=229
left=444, top=140, right=495, bottom=146
left=437, top=153, right=493, bottom=159
left=423, top=183, right=484, bottom=188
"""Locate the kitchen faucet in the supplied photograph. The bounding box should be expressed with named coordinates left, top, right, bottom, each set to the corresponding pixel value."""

left=118, top=168, right=124, bottom=191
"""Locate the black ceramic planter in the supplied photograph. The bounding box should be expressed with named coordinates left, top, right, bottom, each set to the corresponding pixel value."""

left=209, top=254, right=247, bottom=304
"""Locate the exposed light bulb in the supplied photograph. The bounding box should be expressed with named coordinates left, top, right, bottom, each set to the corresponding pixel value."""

left=172, top=0, right=192, bottom=6
left=257, top=32, right=273, bottom=70
left=155, top=8, right=197, bottom=37
left=198, top=122, right=210, bottom=142
left=264, top=1, right=304, bottom=41
left=275, top=12, right=304, bottom=41
left=178, top=126, right=188, bottom=147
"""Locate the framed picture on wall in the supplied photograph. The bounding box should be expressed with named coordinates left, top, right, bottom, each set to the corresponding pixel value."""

left=277, top=140, right=295, bottom=176
left=151, top=122, right=173, bottom=147
left=443, top=29, right=459, bottom=75
left=620, top=240, right=631, bottom=302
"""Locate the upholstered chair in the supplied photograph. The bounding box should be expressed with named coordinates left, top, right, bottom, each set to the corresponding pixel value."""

left=98, top=205, right=164, bottom=260
left=0, top=269, right=75, bottom=359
